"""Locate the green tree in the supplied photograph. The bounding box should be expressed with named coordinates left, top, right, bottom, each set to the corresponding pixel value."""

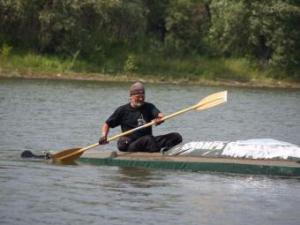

left=38, top=0, right=147, bottom=57
left=144, top=0, right=169, bottom=42
left=164, top=0, right=210, bottom=55
left=249, top=0, right=300, bottom=73
left=0, top=0, right=45, bottom=48
left=208, top=0, right=300, bottom=73
left=208, top=0, right=250, bottom=56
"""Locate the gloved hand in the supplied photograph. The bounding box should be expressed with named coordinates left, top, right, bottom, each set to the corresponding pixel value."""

left=99, top=136, right=109, bottom=145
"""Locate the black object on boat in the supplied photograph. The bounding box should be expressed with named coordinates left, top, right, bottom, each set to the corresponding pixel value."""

left=21, top=150, right=51, bottom=159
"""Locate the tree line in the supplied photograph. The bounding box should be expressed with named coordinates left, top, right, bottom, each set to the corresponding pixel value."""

left=0, top=0, right=299, bottom=76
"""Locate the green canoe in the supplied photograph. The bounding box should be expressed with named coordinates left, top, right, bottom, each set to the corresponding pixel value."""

left=78, top=151, right=300, bottom=177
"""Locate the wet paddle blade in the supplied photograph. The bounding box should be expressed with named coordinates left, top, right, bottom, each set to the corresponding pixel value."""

left=51, top=148, right=84, bottom=163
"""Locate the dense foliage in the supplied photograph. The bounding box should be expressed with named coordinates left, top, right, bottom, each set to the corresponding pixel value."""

left=0, top=0, right=299, bottom=78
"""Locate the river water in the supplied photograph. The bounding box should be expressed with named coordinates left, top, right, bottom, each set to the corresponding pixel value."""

left=0, top=78, right=299, bottom=225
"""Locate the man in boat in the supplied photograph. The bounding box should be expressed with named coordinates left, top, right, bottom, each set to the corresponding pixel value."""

left=98, top=81, right=182, bottom=152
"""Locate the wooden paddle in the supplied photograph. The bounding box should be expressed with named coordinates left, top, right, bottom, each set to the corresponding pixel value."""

left=51, top=90, right=227, bottom=163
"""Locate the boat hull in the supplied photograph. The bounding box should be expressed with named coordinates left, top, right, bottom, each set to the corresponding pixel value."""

left=78, top=152, right=300, bottom=177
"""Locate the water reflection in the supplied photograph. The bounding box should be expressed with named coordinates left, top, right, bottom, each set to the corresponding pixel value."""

left=102, top=166, right=168, bottom=191
left=118, top=167, right=153, bottom=180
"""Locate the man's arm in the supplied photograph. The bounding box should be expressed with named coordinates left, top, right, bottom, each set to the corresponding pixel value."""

left=99, top=122, right=110, bottom=145
left=99, top=106, right=122, bottom=145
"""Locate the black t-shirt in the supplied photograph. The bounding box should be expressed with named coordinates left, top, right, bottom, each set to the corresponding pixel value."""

left=106, top=102, right=160, bottom=140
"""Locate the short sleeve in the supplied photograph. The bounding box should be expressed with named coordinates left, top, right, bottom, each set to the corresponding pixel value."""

left=149, top=103, right=160, bottom=118
left=106, top=106, right=123, bottom=128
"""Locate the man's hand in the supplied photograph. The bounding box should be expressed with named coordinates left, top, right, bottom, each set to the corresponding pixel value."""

left=153, top=117, right=164, bottom=126
left=99, top=136, right=109, bottom=145
left=154, top=113, right=164, bottom=126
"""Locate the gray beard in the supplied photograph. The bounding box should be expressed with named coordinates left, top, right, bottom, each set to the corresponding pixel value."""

left=135, top=102, right=144, bottom=108
left=131, top=102, right=144, bottom=108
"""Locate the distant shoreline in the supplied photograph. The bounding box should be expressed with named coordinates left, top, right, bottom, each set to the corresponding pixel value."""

left=1, top=69, right=300, bottom=89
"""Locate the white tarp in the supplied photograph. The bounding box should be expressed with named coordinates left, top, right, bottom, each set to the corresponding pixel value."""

left=222, top=139, right=300, bottom=159
left=166, top=139, right=300, bottom=160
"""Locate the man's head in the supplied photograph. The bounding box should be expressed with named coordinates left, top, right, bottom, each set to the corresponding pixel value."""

left=130, top=81, right=145, bottom=96
left=130, top=81, right=145, bottom=108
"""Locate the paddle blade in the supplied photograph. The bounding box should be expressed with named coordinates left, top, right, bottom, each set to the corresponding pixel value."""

left=51, top=148, right=84, bottom=163
left=196, top=91, right=227, bottom=111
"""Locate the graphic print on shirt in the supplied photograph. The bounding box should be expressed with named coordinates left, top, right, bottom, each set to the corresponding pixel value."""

left=137, top=113, right=146, bottom=126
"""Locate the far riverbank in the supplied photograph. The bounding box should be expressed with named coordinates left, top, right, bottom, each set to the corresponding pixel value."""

left=1, top=69, right=300, bottom=89
left=0, top=51, right=299, bottom=89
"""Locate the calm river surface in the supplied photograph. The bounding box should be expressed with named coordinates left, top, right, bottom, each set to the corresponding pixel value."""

left=0, top=78, right=299, bottom=225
